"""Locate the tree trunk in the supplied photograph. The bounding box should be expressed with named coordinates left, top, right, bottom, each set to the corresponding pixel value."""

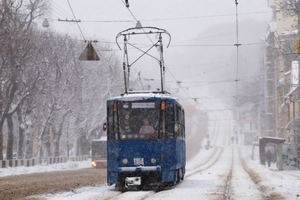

left=44, top=127, right=51, bottom=159
left=74, top=116, right=83, bottom=156
left=17, top=108, right=25, bottom=159
left=24, top=118, right=33, bottom=159
left=37, top=102, right=55, bottom=161
left=53, top=135, right=61, bottom=157
left=52, top=111, right=70, bottom=157
left=78, top=134, right=89, bottom=156
left=6, top=114, right=14, bottom=160
left=0, top=130, right=3, bottom=160
left=52, top=124, right=62, bottom=157
left=37, top=124, right=51, bottom=163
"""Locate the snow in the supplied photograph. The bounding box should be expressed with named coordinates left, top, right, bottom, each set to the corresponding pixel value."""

left=2, top=119, right=300, bottom=199
left=0, top=160, right=90, bottom=177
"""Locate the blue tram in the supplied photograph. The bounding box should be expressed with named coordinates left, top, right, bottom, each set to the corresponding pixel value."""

left=105, top=26, right=185, bottom=190
left=106, top=92, right=185, bottom=190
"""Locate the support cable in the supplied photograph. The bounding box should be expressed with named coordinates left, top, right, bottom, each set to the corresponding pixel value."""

left=67, top=0, right=86, bottom=41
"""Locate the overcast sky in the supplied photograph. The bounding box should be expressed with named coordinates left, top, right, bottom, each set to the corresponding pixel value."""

left=47, top=0, right=272, bottom=108
left=49, top=1, right=271, bottom=42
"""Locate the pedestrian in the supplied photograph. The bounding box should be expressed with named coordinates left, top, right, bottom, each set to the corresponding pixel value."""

left=235, top=136, right=238, bottom=144
left=205, top=139, right=210, bottom=150
left=231, top=136, right=234, bottom=144
left=266, top=149, right=272, bottom=167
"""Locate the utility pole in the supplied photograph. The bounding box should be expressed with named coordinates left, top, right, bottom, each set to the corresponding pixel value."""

left=297, top=2, right=300, bottom=171
left=234, top=0, right=241, bottom=135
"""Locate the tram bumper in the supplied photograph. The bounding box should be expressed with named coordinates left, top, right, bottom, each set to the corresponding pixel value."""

left=119, top=165, right=161, bottom=188
left=125, top=177, right=141, bottom=186
left=119, top=165, right=161, bottom=172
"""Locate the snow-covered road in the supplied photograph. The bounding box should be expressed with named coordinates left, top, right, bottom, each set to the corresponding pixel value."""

left=2, top=112, right=300, bottom=200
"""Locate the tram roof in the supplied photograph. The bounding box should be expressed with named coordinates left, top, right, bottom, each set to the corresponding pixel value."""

left=92, top=136, right=107, bottom=142
left=108, top=92, right=179, bottom=102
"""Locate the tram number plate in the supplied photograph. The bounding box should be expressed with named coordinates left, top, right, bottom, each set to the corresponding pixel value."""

left=134, top=158, right=144, bottom=165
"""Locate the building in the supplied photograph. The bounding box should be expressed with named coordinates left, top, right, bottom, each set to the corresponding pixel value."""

left=265, top=0, right=300, bottom=168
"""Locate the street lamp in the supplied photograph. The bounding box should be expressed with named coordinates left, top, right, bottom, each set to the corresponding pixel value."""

left=42, top=19, right=49, bottom=28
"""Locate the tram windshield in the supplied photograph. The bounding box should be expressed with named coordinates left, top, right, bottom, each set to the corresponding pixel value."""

left=118, top=101, right=160, bottom=140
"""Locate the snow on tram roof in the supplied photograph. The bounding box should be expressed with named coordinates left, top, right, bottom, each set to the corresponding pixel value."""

left=92, top=136, right=107, bottom=141
left=108, top=91, right=179, bottom=101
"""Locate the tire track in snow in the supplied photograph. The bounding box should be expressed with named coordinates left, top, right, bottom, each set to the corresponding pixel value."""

left=238, top=147, right=285, bottom=200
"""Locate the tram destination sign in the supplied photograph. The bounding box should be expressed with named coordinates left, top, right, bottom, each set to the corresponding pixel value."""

left=132, top=102, right=155, bottom=109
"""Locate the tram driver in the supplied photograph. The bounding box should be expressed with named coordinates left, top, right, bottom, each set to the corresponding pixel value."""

left=139, top=119, right=155, bottom=134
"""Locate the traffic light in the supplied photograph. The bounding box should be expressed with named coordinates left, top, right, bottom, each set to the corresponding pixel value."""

left=297, top=40, right=300, bottom=54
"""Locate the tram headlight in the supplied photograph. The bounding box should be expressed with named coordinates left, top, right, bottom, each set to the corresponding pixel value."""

left=151, top=158, right=156, bottom=164
left=122, top=158, right=128, bottom=164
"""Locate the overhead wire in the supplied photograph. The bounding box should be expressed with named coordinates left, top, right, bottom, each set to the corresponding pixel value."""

left=66, top=0, right=86, bottom=41
left=172, top=25, right=269, bottom=44
left=52, top=1, right=266, bottom=106
left=119, top=0, right=191, bottom=98
left=175, top=47, right=266, bottom=83
left=51, top=1, right=73, bottom=19
left=64, top=11, right=271, bottom=23
left=52, top=1, right=268, bottom=54
left=183, top=71, right=275, bottom=84
left=52, top=1, right=125, bottom=81
left=140, top=11, right=272, bottom=22
left=50, top=1, right=83, bottom=37
left=172, top=42, right=265, bottom=47
left=52, top=1, right=89, bottom=40
left=180, top=72, right=272, bottom=88
left=182, top=94, right=283, bottom=115
left=116, top=1, right=267, bottom=104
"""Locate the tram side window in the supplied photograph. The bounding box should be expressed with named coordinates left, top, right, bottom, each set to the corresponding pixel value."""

left=166, top=103, right=174, bottom=139
left=175, top=105, right=185, bottom=140
left=107, top=104, right=115, bottom=140
left=175, top=105, right=181, bottom=139
left=181, top=108, right=185, bottom=139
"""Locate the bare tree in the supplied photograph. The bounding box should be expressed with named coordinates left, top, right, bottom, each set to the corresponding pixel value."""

left=276, top=0, right=300, bottom=18
left=71, top=42, right=123, bottom=156
left=0, top=2, right=122, bottom=160
left=0, top=0, right=48, bottom=160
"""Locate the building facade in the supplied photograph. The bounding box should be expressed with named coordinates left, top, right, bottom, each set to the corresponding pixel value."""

left=265, top=0, right=300, bottom=168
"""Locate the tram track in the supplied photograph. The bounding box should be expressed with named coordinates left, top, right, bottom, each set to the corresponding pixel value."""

left=191, top=116, right=230, bottom=175
left=185, top=115, right=228, bottom=176
left=181, top=117, right=271, bottom=200
left=101, top=191, right=156, bottom=200
left=237, top=147, right=285, bottom=200
left=53, top=114, right=298, bottom=199
left=100, top=115, right=230, bottom=200
left=9, top=110, right=299, bottom=200
left=138, top=114, right=270, bottom=200
left=29, top=112, right=289, bottom=200
left=223, top=149, right=233, bottom=200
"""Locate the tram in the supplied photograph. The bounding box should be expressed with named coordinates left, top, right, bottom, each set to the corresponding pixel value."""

left=104, top=26, right=186, bottom=190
